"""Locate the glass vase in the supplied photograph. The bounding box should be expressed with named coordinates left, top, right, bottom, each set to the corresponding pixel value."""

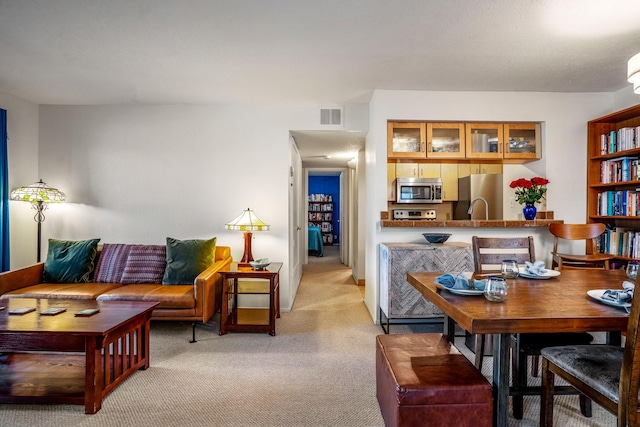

left=522, top=203, right=537, bottom=220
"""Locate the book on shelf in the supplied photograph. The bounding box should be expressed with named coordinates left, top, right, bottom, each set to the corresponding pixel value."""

left=597, top=190, right=640, bottom=217
left=600, top=127, right=640, bottom=155
left=600, top=226, right=640, bottom=259
left=600, top=156, right=639, bottom=183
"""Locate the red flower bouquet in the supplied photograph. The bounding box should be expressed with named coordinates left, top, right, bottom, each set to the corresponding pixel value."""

left=509, top=177, right=549, bottom=205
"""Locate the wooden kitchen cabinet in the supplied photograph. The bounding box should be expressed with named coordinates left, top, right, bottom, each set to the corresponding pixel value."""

left=440, top=163, right=458, bottom=201
left=387, top=122, right=426, bottom=158
left=504, top=123, right=541, bottom=160
left=388, top=120, right=541, bottom=162
left=465, top=123, right=504, bottom=159
left=387, top=163, right=396, bottom=201
left=426, top=122, right=465, bottom=159
left=395, top=163, right=441, bottom=178
left=395, top=163, right=419, bottom=177
left=479, top=163, right=503, bottom=174
left=418, top=163, right=440, bottom=178
left=457, top=163, right=503, bottom=177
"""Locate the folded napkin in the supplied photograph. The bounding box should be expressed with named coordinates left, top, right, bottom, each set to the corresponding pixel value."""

left=602, top=288, right=634, bottom=304
left=435, top=272, right=486, bottom=291
left=524, top=261, right=548, bottom=276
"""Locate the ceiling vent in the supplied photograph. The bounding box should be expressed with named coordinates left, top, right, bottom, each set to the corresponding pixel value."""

left=320, top=108, right=343, bottom=126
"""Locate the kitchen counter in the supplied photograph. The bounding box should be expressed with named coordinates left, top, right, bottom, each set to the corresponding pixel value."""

left=380, top=212, right=562, bottom=228
left=381, top=219, right=562, bottom=228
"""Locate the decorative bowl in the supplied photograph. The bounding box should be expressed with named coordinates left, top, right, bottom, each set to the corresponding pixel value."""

left=422, top=233, right=451, bottom=244
left=249, top=258, right=271, bottom=270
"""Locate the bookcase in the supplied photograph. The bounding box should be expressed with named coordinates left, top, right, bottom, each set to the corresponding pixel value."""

left=308, top=194, right=334, bottom=245
left=587, top=104, right=640, bottom=261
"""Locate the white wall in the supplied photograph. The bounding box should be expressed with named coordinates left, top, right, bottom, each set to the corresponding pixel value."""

left=0, top=91, right=39, bottom=269
left=614, top=86, right=640, bottom=111
left=363, top=90, right=616, bottom=321
left=36, top=103, right=367, bottom=312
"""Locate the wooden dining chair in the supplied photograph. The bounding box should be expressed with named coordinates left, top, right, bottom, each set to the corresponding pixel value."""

left=549, top=223, right=614, bottom=270
left=540, top=276, right=640, bottom=427
left=471, top=236, right=536, bottom=369
left=471, top=236, right=593, bottom=420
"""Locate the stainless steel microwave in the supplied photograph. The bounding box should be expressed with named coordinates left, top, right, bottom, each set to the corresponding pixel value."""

left=396, top=177, right=443, bottom=204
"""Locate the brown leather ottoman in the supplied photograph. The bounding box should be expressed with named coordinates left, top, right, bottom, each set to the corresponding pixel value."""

left=376, top=333, right=493, bottom=427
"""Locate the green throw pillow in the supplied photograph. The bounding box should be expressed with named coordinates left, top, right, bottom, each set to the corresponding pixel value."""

left=162, top=237, right=216, bottom=285
left=43, top=238, right=101, bottom=283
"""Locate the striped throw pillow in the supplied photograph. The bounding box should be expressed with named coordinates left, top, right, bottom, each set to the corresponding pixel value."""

left=94, top=243, right=131, bottom=283
left=120, top=245, right=167, bottom=284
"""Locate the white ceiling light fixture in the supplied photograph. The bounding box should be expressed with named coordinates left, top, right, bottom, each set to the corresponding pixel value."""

left=628, top=52, right=640, bottom=94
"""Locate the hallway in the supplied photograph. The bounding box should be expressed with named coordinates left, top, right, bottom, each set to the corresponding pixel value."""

left=304, top=245, right=356, bottom=287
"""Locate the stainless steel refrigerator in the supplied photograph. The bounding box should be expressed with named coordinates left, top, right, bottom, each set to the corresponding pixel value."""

left=454, top=174, right=503, bottom=220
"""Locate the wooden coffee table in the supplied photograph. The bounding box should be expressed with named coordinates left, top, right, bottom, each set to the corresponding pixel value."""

left=0, top=298, right=158, bottom=413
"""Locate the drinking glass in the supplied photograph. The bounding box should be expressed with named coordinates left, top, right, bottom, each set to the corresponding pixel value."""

left=626, top=261, right=639, bottom=280
left=484, top=276, right=508, bottom=302
left=501, top=260, right=519, bottom=279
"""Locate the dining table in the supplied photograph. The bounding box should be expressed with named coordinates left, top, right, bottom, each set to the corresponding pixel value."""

left=406, top=269, right=630, bottom=427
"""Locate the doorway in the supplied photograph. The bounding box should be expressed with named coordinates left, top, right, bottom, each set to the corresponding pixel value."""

left=306, top=169, right=350, bottom=266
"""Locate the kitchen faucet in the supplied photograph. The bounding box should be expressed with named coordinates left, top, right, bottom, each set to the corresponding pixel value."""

left=468, top=197, right=489, bottom=220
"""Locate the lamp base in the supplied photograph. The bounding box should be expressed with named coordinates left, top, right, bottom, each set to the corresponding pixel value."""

left=241, top=231, right=254, bottom=263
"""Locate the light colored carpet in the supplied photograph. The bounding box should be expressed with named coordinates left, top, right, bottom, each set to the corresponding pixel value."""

left=0, top=246, right=617, bottom=426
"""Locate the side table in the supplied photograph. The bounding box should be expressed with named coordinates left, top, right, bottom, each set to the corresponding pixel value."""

left=219, top=262, right=282, bottom=336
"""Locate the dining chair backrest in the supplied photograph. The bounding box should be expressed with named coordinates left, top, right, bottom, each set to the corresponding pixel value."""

left=549, top=223, right=605, bottom=253
left=618, top=274, right=640, bottom=424
left=548, top=223, right=612, bottom=270
left=472, top=236, right=535, bottom=273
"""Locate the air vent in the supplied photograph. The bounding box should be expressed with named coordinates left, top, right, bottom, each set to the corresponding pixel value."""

left=320, top=108, right=342, bottom=126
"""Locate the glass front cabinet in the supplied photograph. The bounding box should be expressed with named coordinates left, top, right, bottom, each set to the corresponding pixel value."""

left=504, top=123, right=541, bottom=160
left=426, top=122, right=465, bottom=159
left=465, top=123, right=504, bottom=159
left=389, top=121, right=540, bottom=161
left=387, top=122, right=426, bottom=158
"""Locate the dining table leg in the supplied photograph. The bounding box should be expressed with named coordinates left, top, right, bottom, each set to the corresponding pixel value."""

left=443, top=315, right=456, bottom=342
left=492, top=333, right=510, bottom=427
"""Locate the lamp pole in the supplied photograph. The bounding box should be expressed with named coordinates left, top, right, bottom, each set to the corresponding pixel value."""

left=34, top=201, right=45, bottom=262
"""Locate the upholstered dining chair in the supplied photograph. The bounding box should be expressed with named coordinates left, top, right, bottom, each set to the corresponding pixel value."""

left=540, top=275, right=640, bottom=427
left=549, top=223, right=614, bottom=270
left=471, top=236, right=593, bottom=420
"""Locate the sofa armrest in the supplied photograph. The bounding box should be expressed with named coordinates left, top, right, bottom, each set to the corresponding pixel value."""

left=193, top=246, right=232, bottom=321
left=0, top=263, right=44, bottom=296
left=215, top=245, right=231, bottom=262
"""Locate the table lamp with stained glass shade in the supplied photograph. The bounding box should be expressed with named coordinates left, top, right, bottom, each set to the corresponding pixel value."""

left=225, top=208, right=269, bottom=263
left=10, top=179, right=66, bottom=262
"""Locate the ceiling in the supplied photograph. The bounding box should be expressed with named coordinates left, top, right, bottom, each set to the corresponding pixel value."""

left=291, top=130, right=365, bottom=168
left=1, top=0, right=640, bottom=166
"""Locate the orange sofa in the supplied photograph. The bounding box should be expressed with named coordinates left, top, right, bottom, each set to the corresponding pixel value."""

left=0, top=244, right=232, bottom=342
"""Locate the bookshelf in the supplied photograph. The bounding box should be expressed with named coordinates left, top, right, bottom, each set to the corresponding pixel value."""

left=587, top=104, right=640, bottom=261
left=308, top=194, right=334, bottom=245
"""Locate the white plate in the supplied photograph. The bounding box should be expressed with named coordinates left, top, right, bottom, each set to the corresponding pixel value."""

left=587, top=289, right=631, bottom=308
left=518, top=270, right=561, bottom=280
left=435, top=283, right=484, bottom=296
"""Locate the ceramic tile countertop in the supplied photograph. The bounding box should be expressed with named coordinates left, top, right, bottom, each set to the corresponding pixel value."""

left=380, top=218, right=562, bottom=228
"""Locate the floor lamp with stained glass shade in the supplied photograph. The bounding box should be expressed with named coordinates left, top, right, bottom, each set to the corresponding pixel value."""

left=11, top=179, right=66, bottom=262
left=225, top=208, right=269, bottom=263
